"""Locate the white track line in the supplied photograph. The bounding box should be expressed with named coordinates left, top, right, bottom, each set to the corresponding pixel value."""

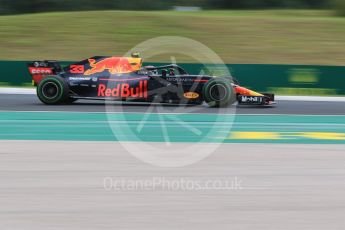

left=276, top=95, right=345, bottom=102
left=1, top=87, right=345, bottom=102
left=0, top=87, right=35, bottom=94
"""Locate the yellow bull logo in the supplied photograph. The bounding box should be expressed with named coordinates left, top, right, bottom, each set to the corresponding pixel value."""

left=84, top=57, right=142, bottom=75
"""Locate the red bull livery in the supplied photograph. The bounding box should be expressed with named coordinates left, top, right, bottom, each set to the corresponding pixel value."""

left=27, top=55, right=275, bottom=107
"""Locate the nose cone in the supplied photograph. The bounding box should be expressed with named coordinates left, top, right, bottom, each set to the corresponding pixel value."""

left=235, top=86, right=264, bottom=96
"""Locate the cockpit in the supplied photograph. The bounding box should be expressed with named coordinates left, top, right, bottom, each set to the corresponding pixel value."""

left=143, top=64, right=188, bottom=77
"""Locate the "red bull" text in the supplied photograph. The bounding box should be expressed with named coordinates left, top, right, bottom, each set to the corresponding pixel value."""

left=97, top=80, right=148, bottom=98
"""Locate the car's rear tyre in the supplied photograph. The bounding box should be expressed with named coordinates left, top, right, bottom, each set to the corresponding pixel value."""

left=203, top=78, right=235, bottom=107
left=37, top=76, right=69, bottom=105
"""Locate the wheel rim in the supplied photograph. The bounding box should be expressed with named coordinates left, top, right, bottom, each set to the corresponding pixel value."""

left=42, top=82, right=59, bottom=99
left=209, top=84, right=227, bottom=101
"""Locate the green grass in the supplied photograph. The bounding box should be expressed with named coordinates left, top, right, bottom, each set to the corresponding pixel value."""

left=0, top=10, right=344, bottom=65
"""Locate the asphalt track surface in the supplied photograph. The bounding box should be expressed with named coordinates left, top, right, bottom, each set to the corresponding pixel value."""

left=1, top=94, right=345, bottom=229
left=1, top=94, right=345, bottom=115
left=1, top=141, right=344, bottom=230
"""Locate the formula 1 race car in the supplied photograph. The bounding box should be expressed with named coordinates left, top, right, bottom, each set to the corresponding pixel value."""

left=27, top=55, right=275, bottom=107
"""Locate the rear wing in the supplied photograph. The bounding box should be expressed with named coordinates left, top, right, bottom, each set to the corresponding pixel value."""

left=27, top=61, right=62, bottom=85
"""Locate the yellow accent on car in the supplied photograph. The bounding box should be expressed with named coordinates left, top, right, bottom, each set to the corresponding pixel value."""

left=247, top=89, right=264, bottom=97
left=184, top=92, right=199, bottom=99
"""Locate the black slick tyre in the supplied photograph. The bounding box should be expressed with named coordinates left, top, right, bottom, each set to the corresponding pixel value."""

left=203, top=78, right=235, bottom=107
left=37, top=76, right=69, bottom=105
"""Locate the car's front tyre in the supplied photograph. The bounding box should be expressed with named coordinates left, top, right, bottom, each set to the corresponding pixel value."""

left=203, top=78, right=235, bottom=107
left=37, top=76, right=69, bottom=105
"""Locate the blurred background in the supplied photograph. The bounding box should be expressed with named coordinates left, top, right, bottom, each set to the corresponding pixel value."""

left=0, top=0, right=342, bottom=14
left=0, top=0, right=344, bottom=65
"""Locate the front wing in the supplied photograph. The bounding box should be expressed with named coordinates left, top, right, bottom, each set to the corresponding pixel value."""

left=234, top=85, right=275, bottom=105
left=237, top=94, right=275, bottom=105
